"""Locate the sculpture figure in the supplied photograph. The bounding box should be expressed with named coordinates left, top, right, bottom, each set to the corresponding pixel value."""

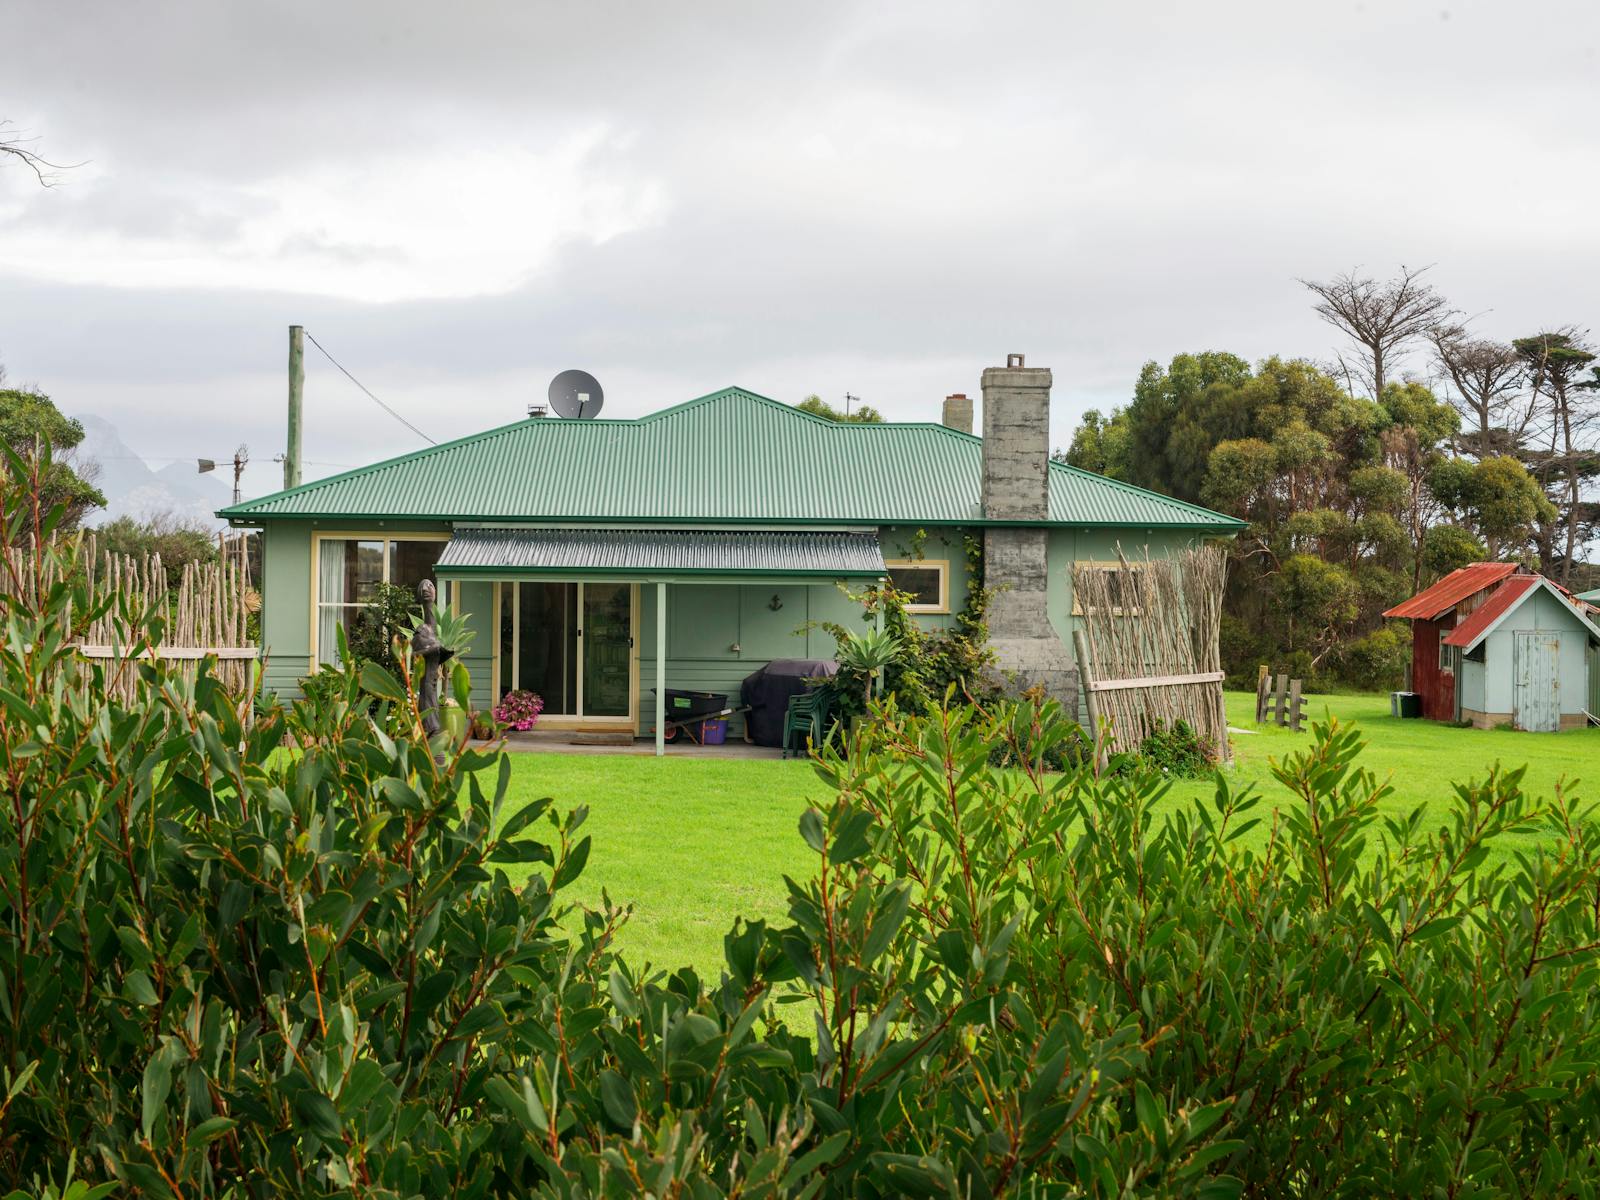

left=411, top=579, right=455, bottom=739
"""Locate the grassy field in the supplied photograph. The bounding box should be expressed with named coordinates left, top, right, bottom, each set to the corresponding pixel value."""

left=498, top=692, right=1599, bottom=979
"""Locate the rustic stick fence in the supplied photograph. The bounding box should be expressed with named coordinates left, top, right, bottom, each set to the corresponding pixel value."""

left=2, top=529, right=257, bottom=702
left=1071, top=544, right=1230, bottom=765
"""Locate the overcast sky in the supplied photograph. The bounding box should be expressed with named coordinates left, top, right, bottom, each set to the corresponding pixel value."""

left=3, top=0, right=1597, bottom=502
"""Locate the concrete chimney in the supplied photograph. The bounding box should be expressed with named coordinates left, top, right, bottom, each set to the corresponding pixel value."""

left=941, top=393, right=973, bottom=435
left=980, top=354, right=1079, bottom=708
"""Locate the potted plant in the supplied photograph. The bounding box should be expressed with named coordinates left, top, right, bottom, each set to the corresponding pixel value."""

left=494, top=689, right=544, bottom=732
left=838, top=628, right=902, bottom=708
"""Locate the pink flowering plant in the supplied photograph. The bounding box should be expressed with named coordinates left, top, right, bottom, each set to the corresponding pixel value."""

left=493, top=688, right=544, bottom=731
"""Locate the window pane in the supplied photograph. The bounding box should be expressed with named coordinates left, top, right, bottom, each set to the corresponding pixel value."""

left=518, top=582, right=578, bottom=714
left=317, top=539, right=383, bottom=605
left=391, top=539, right=444, bottom=593
left=317, top=604, right=361, bottom=666
left=887, top=566, right=942, bottom=608
left=499, top=581, right=514, bottom=698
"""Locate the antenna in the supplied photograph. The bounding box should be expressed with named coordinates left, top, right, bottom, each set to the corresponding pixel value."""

left=844, top=392, right=859, bottom=418
left=548, top=369, right=605, bottom=419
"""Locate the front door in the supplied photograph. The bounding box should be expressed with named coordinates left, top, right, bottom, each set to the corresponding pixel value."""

left=500, top=581, right=636, bottom=723
left=1512, top=630, right=1561, bottom=732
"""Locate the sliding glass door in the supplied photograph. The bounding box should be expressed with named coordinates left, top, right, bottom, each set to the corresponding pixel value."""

left=499, top=581, right=635, bottom=721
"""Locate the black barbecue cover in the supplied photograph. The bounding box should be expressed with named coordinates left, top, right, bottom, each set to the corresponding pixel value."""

left=740, top=659, right=838, bottom=747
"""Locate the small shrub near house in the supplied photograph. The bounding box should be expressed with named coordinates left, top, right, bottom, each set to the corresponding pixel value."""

left=494, top=687, right=545, bottom=731
left=5, top=444, right=1600, bottom=1195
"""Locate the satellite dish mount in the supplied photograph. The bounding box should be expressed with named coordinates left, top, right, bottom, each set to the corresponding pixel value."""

left=548, top=369, right=605, bottom=419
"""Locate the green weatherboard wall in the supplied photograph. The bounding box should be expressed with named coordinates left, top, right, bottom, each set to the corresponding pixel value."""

left=258, top=519, right=1202, bottom=732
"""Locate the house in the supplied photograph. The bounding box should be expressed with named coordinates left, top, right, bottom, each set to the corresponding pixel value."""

left=1385, top=565, right=1600, bottom=731
left=220, top=357, right=1244, bottom=751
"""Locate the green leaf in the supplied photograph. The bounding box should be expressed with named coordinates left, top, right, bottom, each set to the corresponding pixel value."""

left=358, top=660, right=407, bottom=703
left=609, top=968, right=641, bottom=1020
left=125, top=970, right=159, bottom=1007
left=295, top=1090, right=342, bottom=1141
left=141, top=1042, right=177, bottom=1141
left=598, top=1069, right=637, bottom=1130
left=189, top=1115, right=237, bottom=1145
left=799, top=808, right=826, bottom=853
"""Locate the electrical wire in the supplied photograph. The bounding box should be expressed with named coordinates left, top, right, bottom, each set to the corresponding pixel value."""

left=303, top=330, right=437, bottom=446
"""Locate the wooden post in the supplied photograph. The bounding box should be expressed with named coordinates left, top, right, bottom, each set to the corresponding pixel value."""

left=1073, top=630, right=1106, bottom=775
left=1289, top=679, right=1304, bottom=732
left=1255, top=664, right=1269, bottom=723
left=1273, top=674, right=1288, bottom=726
left=286, top=325, right=304, bottom=490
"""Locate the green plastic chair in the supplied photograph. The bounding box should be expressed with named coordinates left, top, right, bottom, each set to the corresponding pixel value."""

left=781, top=690, right=828, bottom=759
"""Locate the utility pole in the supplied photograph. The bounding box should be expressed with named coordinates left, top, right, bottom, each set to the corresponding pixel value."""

left=231, top=445, right=249, bottom=506
left=286, top=324, right=304, bottom=489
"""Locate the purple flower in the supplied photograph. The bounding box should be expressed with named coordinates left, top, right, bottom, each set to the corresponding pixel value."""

left=493, top=689, right=544, bottom=732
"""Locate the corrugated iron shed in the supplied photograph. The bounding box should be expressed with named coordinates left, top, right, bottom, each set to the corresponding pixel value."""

left=435, top=528, right=887, bottom=577
left=1384, top=562, right=1518, bottom=620
left=1444, top=576, right=1600, bottom=650
left=1440, top=576, right=1539, bottom=648
left=220, top=387, right=1246, bottom=530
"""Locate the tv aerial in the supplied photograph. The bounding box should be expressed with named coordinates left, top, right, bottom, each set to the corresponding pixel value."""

left=548, top=369, right=604, bottom=419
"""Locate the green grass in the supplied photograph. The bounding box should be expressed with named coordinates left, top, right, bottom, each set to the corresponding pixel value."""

left=499, top=693, right=1599, bottom=978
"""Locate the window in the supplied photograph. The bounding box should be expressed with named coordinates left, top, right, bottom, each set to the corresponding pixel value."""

left=1072, top=562, right=1146, bottom=616
left=884, top=560, right=949, bottom=614
left=1439, top=629, right=1455, bottom=672
left=314, top=535, right=445, bottom=664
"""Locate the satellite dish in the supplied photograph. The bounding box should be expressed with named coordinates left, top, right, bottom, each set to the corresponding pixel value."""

left=548, top=369, right=605, bottom=419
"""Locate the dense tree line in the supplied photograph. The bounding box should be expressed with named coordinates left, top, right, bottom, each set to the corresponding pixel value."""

left=1065, top=269, right=1597, bottom=689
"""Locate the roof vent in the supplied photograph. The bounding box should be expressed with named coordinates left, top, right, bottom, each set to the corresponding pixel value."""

left=527, top=403, right=548, bottom=419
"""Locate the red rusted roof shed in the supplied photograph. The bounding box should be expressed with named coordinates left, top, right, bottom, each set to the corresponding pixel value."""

left=1383, top=563, right=1517, bottom=620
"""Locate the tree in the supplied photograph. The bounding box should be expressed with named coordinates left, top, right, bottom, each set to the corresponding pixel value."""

left=795, top=394, right=885, bottom=423
left=1513, top=330, right=1598, bottom=584
left=1059, top=408, right=1130, bottom=479
left=95, top=511, right=220, bottom=589
left=1427, top=454, right=1552, bottom=561
left=1429, top=326, right=1530, bottom=458
left=0, top=387, right=105, bottom=529
left=1301, top=266, right=1455, bottom=398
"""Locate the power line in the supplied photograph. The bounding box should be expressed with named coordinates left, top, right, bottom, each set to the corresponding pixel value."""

left=302, top=330, right=437, bottom=446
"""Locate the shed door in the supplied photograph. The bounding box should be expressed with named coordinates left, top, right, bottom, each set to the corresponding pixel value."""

left=1512, top=630, right=1561, bottom=732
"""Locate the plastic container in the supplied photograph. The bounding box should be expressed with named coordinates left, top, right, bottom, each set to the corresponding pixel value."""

left=700, top=718, right=727, bottom=745
left=1391, top=691, right=1421, bottom=719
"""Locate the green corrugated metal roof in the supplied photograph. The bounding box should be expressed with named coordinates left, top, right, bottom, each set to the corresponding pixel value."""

left=1579, top=587, right=1600, bottom=604
left=220, top=387, right=1244, bottom=530
left=436, top=527, right=886, bottom=577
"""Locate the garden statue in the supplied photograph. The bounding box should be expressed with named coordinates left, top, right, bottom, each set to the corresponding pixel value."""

left=411, top=578, right=455, bottom=744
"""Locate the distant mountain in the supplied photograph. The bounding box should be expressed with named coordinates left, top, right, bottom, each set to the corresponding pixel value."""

left=77, top=415, right=234, bottom=530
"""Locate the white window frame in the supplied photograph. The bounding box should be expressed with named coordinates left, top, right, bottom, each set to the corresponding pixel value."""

left=884, top=559, right=950, bottom=614
left=1072, top=561, right=1147, bottom=617
left=309, top=531, right=451, bottom=665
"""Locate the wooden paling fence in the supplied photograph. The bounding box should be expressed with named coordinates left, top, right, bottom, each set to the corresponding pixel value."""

left=1070, top=544, right=1230, bottom=764
left=2, top=530, right=258, bottom=702
left=1254, top=667, right=1306, bottom=731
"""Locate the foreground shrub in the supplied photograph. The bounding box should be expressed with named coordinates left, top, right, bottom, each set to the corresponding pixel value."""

left=5, top=445, right=1600, bottom=1195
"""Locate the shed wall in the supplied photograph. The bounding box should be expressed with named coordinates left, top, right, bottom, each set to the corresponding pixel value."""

left=1481, top=590, right=1592, bottom=717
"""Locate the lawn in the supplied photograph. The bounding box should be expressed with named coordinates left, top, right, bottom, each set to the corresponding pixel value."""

left=497, top=692, right=1599, bottom=979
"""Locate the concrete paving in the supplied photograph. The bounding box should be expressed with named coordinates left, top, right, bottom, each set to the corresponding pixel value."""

left=495, top=730, right=787, bottom=759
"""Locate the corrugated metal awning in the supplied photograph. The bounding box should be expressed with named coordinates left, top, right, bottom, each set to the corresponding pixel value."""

left=435, top=527, right=887, bottom=578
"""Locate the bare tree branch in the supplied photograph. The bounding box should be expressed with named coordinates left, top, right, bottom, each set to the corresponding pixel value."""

left=0, top=121, right=81, bottom=187
left=1429, top=324, right=1527, bottom=457
left=1300, top=265, right=1456, bottom=398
